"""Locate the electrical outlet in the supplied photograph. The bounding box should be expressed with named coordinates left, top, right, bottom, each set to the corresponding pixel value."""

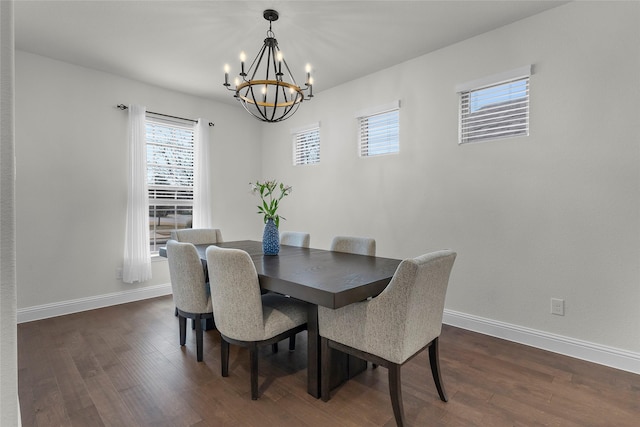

left=551, top=298, right=564, bottom=316
left=115, top=267, right=123, bottom=280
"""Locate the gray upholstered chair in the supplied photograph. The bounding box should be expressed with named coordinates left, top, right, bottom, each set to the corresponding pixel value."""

left=330, top=235, right=376, bottom=256
left=280, top=231, right=310, bottom=248
left=169, top=228, right=222, bottom=316
left=166, top=240, right=214, bottom=362
left=170, top=228, right=223, bottom=245
left=318, top=250, right=457, bottom=426
left=205, top=245, right=308, bottom=400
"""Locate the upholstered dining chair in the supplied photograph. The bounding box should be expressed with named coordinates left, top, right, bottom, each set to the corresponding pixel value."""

left=205, top=245, right=308, bottom=400
left=318, top=250, right=457, bottom=427
left=280, top=231, right=310, bottom=248
left=169, top=228, right=223, bottom=317
left=330, top=235, right=376, bottom=256
left=170, top=228, right=223, bottom=245
left=166, top=240, right=215, bottom=362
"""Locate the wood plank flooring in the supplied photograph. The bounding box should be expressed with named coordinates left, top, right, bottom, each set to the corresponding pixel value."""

left=18, top=295, right=640, bottom=426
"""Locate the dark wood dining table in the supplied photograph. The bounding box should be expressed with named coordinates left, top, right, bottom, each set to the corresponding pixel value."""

left=161, top=240, right=401, bottom=398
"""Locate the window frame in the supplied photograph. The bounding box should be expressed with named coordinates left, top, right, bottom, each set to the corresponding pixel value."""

left=456, top=65, right=531, bottom=145
left=145, top=114, right=196, bottom=253
left=356, top=100, right=400, bottom=157
left=292, top=123, right=321, bottom=166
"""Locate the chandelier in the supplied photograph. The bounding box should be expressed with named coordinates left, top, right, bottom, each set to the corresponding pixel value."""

left=223, top=9, right=313, bottom=123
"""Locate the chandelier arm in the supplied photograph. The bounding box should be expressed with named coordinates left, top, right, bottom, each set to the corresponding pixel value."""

left=273, top=47, right=287, bottom=104
left=247, top=44, right=268, bottom=82
left=246, top=83, right=269, bottom=121
left=263, top=46, right=275, bottom=119
left=239, top=78, right=252, bottom=102
left=278, top=92, right=295, bottom=120
left=271, top=87, right=281, bottom=122
left=279, top=98, right=301, bottom=122
left=269, top=47, right=281, bottom=121
left=280, top=57, right=300, bottom=89
left=240, top=99, right=269, bottom=122
left=277, top=83, right=291, bottom=111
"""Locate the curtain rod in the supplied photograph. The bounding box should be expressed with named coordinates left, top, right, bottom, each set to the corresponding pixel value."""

left=117, top=104, right=214, bottom=127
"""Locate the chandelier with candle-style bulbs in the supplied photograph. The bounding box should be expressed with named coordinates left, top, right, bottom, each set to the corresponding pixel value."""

left=223, top=9, right=313, bottom=122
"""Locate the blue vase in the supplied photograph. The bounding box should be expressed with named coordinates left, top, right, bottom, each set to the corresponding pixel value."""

left=262, top=218, right=280, bottom=255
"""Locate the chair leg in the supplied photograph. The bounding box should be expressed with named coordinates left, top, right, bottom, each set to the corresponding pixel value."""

left=428, top=337, right=448, bottom=402
left=178, top=315, right=186, bottom=346
left=195, top=315, right=204, bottom=362
left=221, top=339, right=230, bottom=377
left=320, top=337, right=331, bottom=402
left=289, top=335, right=296, bottom=351
left=388, top=364, right=406, bottom=427
left=272, top=343, right=278, bottom=353
left=250, top=345, right=259, bottom=400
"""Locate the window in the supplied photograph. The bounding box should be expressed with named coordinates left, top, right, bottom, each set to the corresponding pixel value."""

left=146, top=115, right=195, bottom=252
left=292, top=123, right=320, bottom=165
left=357, top=101, right=400, bottom=157
left=458, top=66, right=531, bottom=145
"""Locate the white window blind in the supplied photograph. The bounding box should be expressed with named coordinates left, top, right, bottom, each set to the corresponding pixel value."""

left=146, top=115, right=195, bottom=252
left=358, top=107, right=399, bottom=157
left=293, top=125, right=320, bottom=165
left=459, top=76, right=530, bottom=145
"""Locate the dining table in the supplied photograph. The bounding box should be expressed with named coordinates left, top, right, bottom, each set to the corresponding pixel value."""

left=160, top=239, right=402, bottom=398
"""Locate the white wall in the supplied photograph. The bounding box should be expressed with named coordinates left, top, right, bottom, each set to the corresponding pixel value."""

left=15, top=51, right=263, bottom=310
left=261, top=2, right=640, bottom=354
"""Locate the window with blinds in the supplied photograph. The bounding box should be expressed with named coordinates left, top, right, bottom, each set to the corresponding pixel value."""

left=146, top=115, right=195, bottom=252
left=459, top=76, right=530, bottom=145
left=293, top=125, right=320, bottom=166
left=358, top=107, right=399, bottom=157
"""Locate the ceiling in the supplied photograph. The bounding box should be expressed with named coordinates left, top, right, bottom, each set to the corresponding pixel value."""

left=14, top=1, right=568, bottom=106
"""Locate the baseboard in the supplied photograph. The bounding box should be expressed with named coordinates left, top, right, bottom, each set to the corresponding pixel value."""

left=443, top=309, right=640, bottom=375
left=17, top=291, right=639, bottom=374
left=17, top=283, right=172, bottom=323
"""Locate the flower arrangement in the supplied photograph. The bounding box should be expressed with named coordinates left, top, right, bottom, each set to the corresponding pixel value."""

left=250, top=180, right=292, bottom=228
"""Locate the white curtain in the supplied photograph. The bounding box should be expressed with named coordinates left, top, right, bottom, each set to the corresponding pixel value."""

left=123, top=104, right=152, bottom=283
left=192, top=119, right=214, bottom=228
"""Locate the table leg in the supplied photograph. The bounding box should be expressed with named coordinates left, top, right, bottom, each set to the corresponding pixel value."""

left=306, top=304, right=363, bottom=398
left=307, top=304, right=320, bottom=398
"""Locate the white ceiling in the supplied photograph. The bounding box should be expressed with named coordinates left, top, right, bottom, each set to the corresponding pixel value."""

left=14, top=1, right=568, bottom=106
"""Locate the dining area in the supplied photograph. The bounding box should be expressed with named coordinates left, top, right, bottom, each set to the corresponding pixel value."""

left=161, top=227, right=456, bottom=426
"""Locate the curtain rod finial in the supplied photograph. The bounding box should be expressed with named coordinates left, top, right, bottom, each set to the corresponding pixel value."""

left=117, top=104, right=128, bottom=110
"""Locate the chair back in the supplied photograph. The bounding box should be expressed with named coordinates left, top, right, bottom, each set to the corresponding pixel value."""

left=378, top=250, right=456, bottom=361
left=205, top=246, right=265, bottom=341
left=280, top=231, right=310, bottom=248
left=330, top=236, right=376, bottom=256
left=170, top=228, right=223, bottom=245
left=166, top=240, right=210, bottom=314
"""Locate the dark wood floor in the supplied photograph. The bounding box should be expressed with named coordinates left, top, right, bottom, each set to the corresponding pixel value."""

left=18, top=295, right=639, bottom=426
